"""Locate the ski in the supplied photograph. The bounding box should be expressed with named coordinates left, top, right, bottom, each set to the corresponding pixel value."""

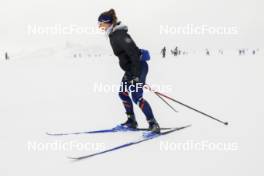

left=68, top=125, right=191, bottom=161
left=46, top=125, right=172, bottom=136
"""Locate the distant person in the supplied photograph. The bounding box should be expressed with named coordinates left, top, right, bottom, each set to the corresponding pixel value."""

left=252, top=49, right=259, bottom=55
left=239, top=49, right=246, bottom=55
left=161, top=46, right=166, bottom=58
left=5, top=52, right=9, bottom=60
left=171, top=47, right=179, bottom=56
left=205, top=49, right=210, bottom=56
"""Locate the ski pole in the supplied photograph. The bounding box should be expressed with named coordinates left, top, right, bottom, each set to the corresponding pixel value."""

left=145, top=85, right=229, bottom=126
left=144, top=84, right=178, bottom=113
left=154, top=91, right=178, bottom=113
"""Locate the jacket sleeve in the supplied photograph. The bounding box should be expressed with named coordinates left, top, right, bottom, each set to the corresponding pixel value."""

left=117, top=34, right=141, bottom=77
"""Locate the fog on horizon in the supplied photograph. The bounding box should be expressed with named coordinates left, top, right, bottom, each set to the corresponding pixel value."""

left=0, top=0, right=263, bottom=52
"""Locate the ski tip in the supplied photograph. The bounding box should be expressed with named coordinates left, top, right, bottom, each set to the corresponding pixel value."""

left=185, top=124, right=192, bottom=128
left=174, top=124, right=192, bottom=130
left=67, top=156, right=94, bottom=161
left=157, top=125, right=192, bottom=133
left=173, top=124, right=192, bottom=131
left=46, top=132, right=63, bottom=136
left=224, top=122, right=229, bottom=126
left=67, top=156, right=81, bottom=161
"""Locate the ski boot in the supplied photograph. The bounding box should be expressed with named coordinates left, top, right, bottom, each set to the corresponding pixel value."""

left=148, top=119, right=160, bottom=134
left=121, top=114, right=138, bottom=129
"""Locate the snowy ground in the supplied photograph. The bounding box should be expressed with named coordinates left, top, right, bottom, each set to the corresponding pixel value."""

left=1, top=50, right=263, bottom=176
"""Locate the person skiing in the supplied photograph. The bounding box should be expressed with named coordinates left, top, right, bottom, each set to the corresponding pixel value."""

left=98, top=9, right=160, bottom=133
left=161, top=46, right=166, bottom=58
left=205, top=48, right=210, bottom=56
left=171, top=46, right=179, bottom=56
left=5, top=52, right=9, bottom=60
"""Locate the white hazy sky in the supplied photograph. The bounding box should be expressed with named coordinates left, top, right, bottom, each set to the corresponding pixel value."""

left=0, top=0, right=263, bottom=51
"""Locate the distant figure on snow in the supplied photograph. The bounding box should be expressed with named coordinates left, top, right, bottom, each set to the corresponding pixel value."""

left=161, top=46, right=166, bottom=58
left=171, top=47, right=179, bottom=56
left=5, top=52, right=9, bottom=60
left=205, top=49, right=210, bottom=56
left=239, top=49, right=245, bottom=55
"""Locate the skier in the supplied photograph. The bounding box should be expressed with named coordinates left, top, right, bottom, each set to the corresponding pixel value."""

left=171, top=46, right=179, bottom=56
left=5, top=52, right=9, bottom=60
left=161, top=46, right=166, bottom=58
left=205, top=48, right=210, bottom=56
left=98, top=9, right=160, bottom=133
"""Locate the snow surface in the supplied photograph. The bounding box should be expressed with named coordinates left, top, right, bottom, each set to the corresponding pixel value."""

left=0, top=47, right=263, bottom=176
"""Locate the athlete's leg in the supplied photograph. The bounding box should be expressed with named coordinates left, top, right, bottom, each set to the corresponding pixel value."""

left=118, top=75, right=137, bottom=128
left=118, top=77, right=134, bottom=116
left=131, top=61, right=156, bottom=122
